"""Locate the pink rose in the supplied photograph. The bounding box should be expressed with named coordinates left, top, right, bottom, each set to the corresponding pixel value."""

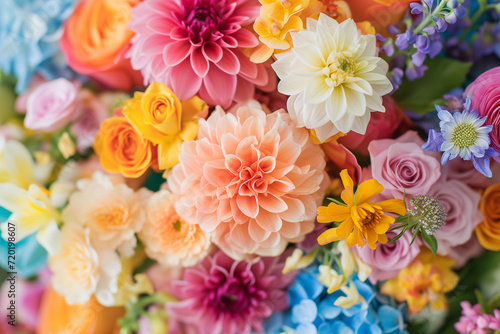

left=368, top=131, right=441, bottom=198
left=428, top=180, right=483, bottom=255
left=351, top=230, right=422, bottom=283
left=465, top=66, right=500, bottom=162
left=339, top=96, right=412, bottom=155
left=24, top=78, right=79, bottom=132
left=440, top=158, right=500, bottom=190
left=447, top=235, right=484, bottom=269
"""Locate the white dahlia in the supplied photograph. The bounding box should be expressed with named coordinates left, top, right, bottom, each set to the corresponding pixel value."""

left=272, top=14, right=393, bottom=142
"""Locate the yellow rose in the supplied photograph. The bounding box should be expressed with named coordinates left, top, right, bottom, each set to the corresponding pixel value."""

left=475, top=184, right=500, bottom=250
left=123, top=82, right=207, bottom=169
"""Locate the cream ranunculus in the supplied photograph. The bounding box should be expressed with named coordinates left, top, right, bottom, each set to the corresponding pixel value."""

left=62, top=172, right=145, bottom=257
left=272, top=14, right=392, bottom=142
left=49, top=223, right=122, bottom=306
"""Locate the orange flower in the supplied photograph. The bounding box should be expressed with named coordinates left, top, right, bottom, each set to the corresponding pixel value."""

left=346, top=0, right=416, bottom=35
left=37, top=286, right=124, bottom=334
left=381, top=248, right=459, bottom=314
left=475, top=184, right=500, bottom=250
left=317, top=169, right=406, bottom=249
left=93, top=117, right=157, bottom=178
left=61, top=0, right=143, bottom=90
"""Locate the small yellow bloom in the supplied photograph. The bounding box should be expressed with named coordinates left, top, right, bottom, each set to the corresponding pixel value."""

left=380, top=248, right=459, bottom=314
left=318, top=264, right=344, bottom=293
left=335, top=280, right=364, bottom=308
left=317, top=169, right=406, bottom=249
left=114, top=252, right=154, bottom=306
left=58, top=132, right=76, bottom=159
left=123, top=82, right=207, bottom=170
left=283, top=248, right=316, bottom=274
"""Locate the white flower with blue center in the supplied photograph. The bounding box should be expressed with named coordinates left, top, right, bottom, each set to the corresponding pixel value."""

left=422, top=98, right=499, bottom=177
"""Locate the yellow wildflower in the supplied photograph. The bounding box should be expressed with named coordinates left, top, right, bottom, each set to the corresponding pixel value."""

left=317, top=169, right=406, bottom=249
left=58, top=132, right=76, bottom=159
left=381, top=248, right=459, bottom=314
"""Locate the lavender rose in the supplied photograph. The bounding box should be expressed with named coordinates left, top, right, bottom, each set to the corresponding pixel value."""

left=428, top=180, right=483, bottom=255
left=24, top=78, right=79, bottom=132
left=368, top=131, right=441, bottom=198
left=351, top=230, right=422, bottom=283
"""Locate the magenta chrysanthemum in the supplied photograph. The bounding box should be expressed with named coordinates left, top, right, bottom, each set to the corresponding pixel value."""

left=168, top=104, right=328, bottom=258
left=127, top=0, right=276, bottom=108
left=168, top=251, right=295, bottom=334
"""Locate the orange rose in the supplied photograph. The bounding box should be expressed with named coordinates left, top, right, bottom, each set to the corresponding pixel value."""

left=37, top=286, right=124, bottom=334
left=61, top=0, right=143, bottom=90
left=475, top=184, right=500, bottom=250
left=346, top=0, right=417, bottom=35
left=93, top=117, right=157, bottom=178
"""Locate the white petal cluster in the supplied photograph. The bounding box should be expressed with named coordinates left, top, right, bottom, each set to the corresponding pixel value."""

left=272, top=14, right=393, bottom=142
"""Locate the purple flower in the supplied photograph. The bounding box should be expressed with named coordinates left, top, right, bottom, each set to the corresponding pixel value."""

left=434, top=16, right=448, bottom=32
left=406, top=64, right=428, bottom=81
left=410, top=3, right=424, bottom=14
left=454, top=5, right=467, bottom=19
left=395, top=34, right=409, bottom=50
left=422, top=98, right=499, bottom=177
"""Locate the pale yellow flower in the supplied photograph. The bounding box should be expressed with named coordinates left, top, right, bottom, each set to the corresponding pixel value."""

left=335, top=280, right=364, bottom=308
left=0, top=183, right=60, bottom=254
left=318, top=264, right=344, bottom=293
left=57, top=132, right=76, bottom=159
left=283, top=248, right=316, bottom=274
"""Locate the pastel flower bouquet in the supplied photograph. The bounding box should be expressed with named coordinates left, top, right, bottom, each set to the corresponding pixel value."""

left=3, top=0, right=500, bottom=333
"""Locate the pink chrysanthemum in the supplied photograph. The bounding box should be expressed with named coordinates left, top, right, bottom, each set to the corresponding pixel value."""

left=127, top=0, right=275, bottom=108
left=168, top=104, right=328, bottom=258
left=168, top=251, right=295, bottom=334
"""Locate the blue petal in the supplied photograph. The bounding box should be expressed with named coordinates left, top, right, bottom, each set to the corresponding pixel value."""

left=378, top=305, right=404, bottom=332
left=464, top=98, right=472, bottom=113
left=472, top=155, right=492, bottom=178
left=487, top=147, right=500, bottom=157
left=297, top=323, right=318, bottom=334
left=293, top=299, right=318, bottom=324
left=318, top=299, right=342, bottom=320
left=355, top=279, right=375, bottom=304
left=422, top=130, right=445, bottom=152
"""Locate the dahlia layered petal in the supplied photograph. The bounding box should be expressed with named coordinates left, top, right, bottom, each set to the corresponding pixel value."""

left=168, top=104, right=328, bottom=258
left=127, top=0, right=276, bottom=108
left=272, top=14, right=393, bottom=142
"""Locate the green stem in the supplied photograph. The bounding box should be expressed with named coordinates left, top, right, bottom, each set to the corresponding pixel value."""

left=414, top=0, right=448, bottom=35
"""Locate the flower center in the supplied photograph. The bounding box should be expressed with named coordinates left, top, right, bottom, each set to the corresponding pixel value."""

left=325, top=53, right=355, bottom=87
left=92, top=203, right=129, bottom=231
left=352, top=205, right=383, bottom=232
left=183, top=1, right=226, bottom=43
left=451, top=123, right=477, bottom=149
left=206, top=276, right=266, bottom=318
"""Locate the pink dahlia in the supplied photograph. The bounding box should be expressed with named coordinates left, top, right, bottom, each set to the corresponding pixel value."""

left=168, top=105, right=328, bottom=258
left=127, top=0, right=275, bottom=108
left=168, top=251, right=295, bottom=334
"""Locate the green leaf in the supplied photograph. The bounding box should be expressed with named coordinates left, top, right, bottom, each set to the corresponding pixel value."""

left=421, top=230, right=438, bottom=255
left=394, top=57, right=472, bottom=114
left=475, top=289, right=490, bottom=314
left=388, top=230, right=406, bottom=243
left=488, top=291, right=500, bottom=311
